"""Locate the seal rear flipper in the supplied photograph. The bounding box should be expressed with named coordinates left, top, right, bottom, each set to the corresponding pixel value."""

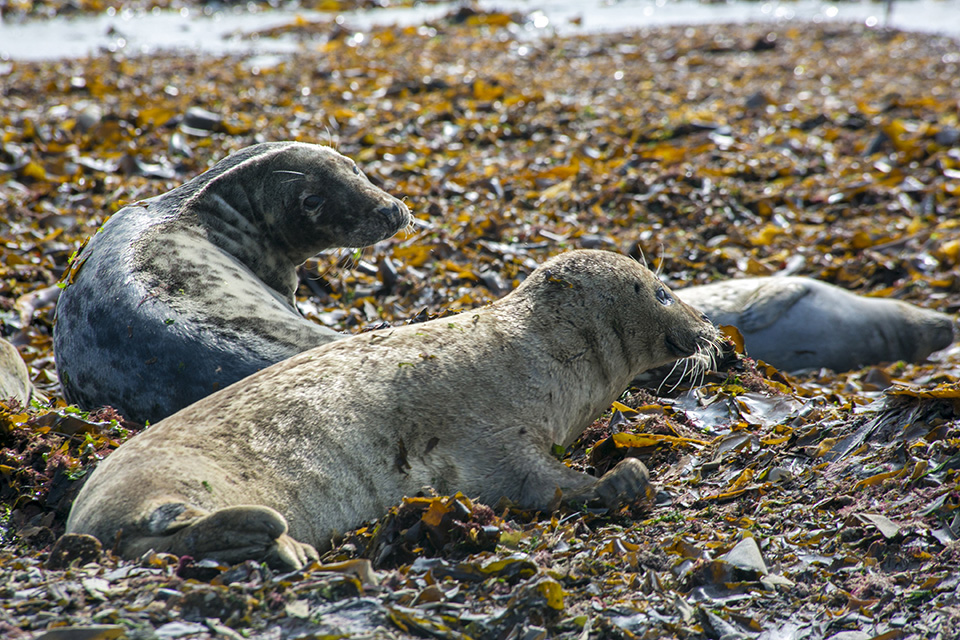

left=126, top=504, right=318, bottom=570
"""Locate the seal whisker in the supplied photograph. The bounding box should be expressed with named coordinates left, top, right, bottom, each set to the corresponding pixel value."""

left=395, top=197, right=417, bottom=235
left=322, top=126, right=339, bottom=150
left=657, top=358, right=683, bottom=395
left=309, top=258, right=338, bottom=283
left=695, top=346, right=709, bottom=388
left=686, top=350, right=699, bottom=387
left=635, top=245, right=647, bottom=269
left=335, top=247, right=363, bottom=270
left=666, top=357, right=690, bottom=393
left=273, top=170, right=306, bottom=179
left=273, top=169, right=307, bottom=185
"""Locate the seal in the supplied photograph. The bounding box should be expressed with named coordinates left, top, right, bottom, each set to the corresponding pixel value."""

left=53, top=141, right=410, bottom=424
left=66, top=250, right=720, bottom=569
left=0, top=337, right=37, bottom=406
left=677, top=276, right=955, bottom=372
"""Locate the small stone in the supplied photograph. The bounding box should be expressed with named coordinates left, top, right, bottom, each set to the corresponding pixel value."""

left=479, top=269, right=506, bottom=295
left=859, top=513, right=901, bottom=539
left=760, top=573, right=796, bottom=590
left=379, top=256, right=399, bottom=291
left=721, top=537, right=768, bottom=575
left=75, top=104, right=103, bottom=133
left=32, top=625, right=124, bottom=640
left=45, top=533, right=103, bottom=570
left=865, top=130, right=890, bottom=155
left=935, top=127, right=960, bottom=147
left=579, top=234, right=616, bottom=250
left=169, top=131, right=193, bottom=158
left=181, top=106, right=222, bottom=134
left=744, top=91, right=770, bottom=109
left=285, top=598, right=311, bottom=619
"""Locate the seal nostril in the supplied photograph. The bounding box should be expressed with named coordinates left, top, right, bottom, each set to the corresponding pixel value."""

left=376, top=202, right=403, bottom=227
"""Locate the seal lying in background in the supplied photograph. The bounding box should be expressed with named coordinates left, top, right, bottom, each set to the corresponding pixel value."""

left=0, top=337, right=38, bottom=406
left=54, top=142, right=410, bottom=424
left=66, top=250, right=721, bottom=569
left=678, top=277, right=955, bottom=372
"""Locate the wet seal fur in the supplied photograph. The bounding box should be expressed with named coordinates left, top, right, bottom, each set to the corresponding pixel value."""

left=66, top=250, right=720, bottom=569
left=678, top=276, right=955, bottom=372
left=54, top=142, right=410, bottom=424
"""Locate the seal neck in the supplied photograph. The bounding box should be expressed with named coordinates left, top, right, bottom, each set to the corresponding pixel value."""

left=505, top=303, right=635, bottom=448
left=181, top=186, right=301, bottom=307
left=194, top=197, right=298, bottom=307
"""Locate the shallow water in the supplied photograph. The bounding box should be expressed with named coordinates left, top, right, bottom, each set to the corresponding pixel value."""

left=0, top=0, right=957, bottom=61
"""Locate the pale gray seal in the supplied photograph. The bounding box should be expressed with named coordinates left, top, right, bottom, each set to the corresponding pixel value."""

left=677, top=276, right=955, bottom=372
left=54, top=141, right=410, bottom=424
left=0, top=337, right=36, bottom=406
left=66, top=250, right=720, bottom=569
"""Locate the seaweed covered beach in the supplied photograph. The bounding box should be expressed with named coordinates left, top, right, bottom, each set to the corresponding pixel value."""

left=2, top=3, right=960, bottom=638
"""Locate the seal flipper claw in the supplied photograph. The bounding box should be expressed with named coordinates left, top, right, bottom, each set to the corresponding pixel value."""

left=128, top=504, right=317, bottom=570
left=269, top=534, right=320, bottom=570
left=562, top=458, right=652, bottom=509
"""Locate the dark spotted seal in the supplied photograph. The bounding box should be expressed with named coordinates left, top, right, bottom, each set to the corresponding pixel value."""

left=66, top=250, right=720, bottom=569
left=54, top=142, right=410, bottom=424
left=678, top=276, right=955, bottom=371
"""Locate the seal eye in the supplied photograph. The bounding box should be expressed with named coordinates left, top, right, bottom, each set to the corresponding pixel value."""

left=303, top=195, right=324, bottom=209
left=656, top=287, right=674, bottom=306
left=352, top=164, right=360, bottom=176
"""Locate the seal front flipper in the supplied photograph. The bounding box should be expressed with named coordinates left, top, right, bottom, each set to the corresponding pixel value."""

left=125, top=504, right=319, bottom=570
left=509, top=451, right=652, bottom=512
left=561, top=458, right=653, bottom=509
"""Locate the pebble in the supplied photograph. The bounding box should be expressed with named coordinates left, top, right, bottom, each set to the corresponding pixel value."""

left=181, top=106, right=221, bottom=135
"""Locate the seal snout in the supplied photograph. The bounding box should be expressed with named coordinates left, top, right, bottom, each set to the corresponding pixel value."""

left=376, top=200, right=410, bottom=231
left=665, top=334, right=695, bottom=358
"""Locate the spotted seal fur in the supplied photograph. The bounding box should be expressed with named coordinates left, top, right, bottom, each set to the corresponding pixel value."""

left=66, top=250, right=720, bottom=568
left=54, top=142, right=410, bottom=424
